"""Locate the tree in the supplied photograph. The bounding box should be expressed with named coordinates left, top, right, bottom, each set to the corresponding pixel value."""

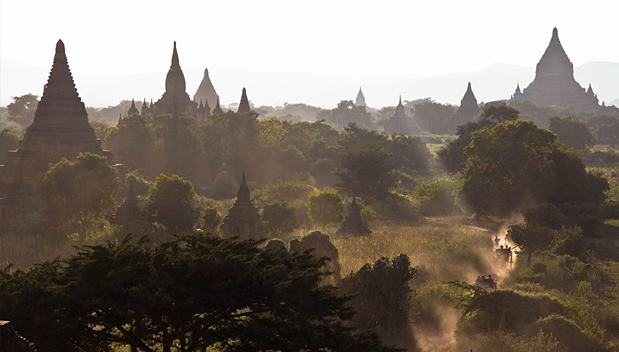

left=307, top=189, right=345, bottom=225
left=508, top=223, right=556, bottom=267
left=339, top=254, right=418, bottom=349
left=261, top=201, right=300, bottom=236
left=145, top=174, right=200, bottom=232
left=321, top=100, right=374, bottom=130
left=38, top=152, right=120, bottom=229
left=105, top=114, right=156, bottom=174
left=0, top=127, right=20, bottom=164
left=388, top=134, right=432, bottom=176
left=0, top=234, right=400, bottom=352
left=411, top=99, right=456, bottom=134
left=338, top=147, right=397, bottom=200
left=438, top=102, right=519, bottom=173
left=548, top=116, right=596, bottom=150
left=7, top=94, right=39, bottom=127
left=459, top=120, right=607, bottom=217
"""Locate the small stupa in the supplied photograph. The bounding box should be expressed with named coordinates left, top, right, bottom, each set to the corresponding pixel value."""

left=140, top=99, right=149, bottom=115
left=222, top=172, right=261, bottom=240
left=237, top=87, right=251, bottom=114
left=212, top=97, right=224, bottom=115
left=384, top=96, right=414, bottom=135
left=355, top=87, right=366, bottom=106
left=127, top=99, right=139, bottom=116
left=337, top=196, right=371, bottom=236
left=110, top=179, right=140, bottom=226
left=452, top=82, right=480, bottom=126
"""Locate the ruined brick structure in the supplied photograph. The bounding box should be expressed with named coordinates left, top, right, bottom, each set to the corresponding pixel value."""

left=0, top=321, right=37, bottom=352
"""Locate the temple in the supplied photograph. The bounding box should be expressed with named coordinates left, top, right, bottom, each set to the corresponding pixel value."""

left=355, top=87, right=366, bottom=106
left=512, top=28, right=599, bottom=112
left=384, top=97, right=414, bottom=135
left=337, top=196, right=371, bottom=237
left=140, top=99, right=149, bottom=115
left=212, top=97, right=224, bottom=115
left=452, top=82, right=480, bottom=126
left=222, top=172, right=261, bottom=240
left=110, top=179, right=140, bottom=227
left=237, top=87, right=251, bottom=113
left=0, top=40, right=111, bottom=196
left=127, top=99, right=139, bottom=116
left=148, top=42, right=197, bottom=116
left=193, top=68, right=220, bottom=111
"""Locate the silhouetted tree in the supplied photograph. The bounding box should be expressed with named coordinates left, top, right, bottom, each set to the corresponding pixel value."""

left=7, top=94, right=39, bottom=127
left=548, top=116, right=596, bottom=150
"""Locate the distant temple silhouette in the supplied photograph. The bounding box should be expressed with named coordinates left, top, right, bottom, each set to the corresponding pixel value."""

left=512, top=28, right=599, bottom=112
left=384, top=96, right=415, bottom=135
left=355, top=87, right=366, bottom=106
left=237, top=87, right=252, bottom=113
left=452, top=82, right=480, bottom=126
left=0, top=40, right=111, bottom=197
left=148, top=42, right=197, bottom=116
left=193, top=68, right=220, bottom=112
left=222, top=172, right=261, bottom=240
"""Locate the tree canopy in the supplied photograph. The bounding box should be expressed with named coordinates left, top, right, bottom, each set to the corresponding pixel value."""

left=0, top=234, right=401, bottom=352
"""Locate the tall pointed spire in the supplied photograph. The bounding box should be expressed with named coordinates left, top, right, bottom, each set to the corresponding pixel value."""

left=385, top=95, right=412, bottom=135
left=213, top=97, right=224, bottom=115
left=453, top=82, right=480, bottom=124
left=149, top=42, right=196, bottom=116
left=171, top=41, right=180, bottom=70
left=164, top=41, right=186, bottom=94
left=193, top=67, right=220, bottom=110
left=141, top=99, right=149, bottom=115
left=222, top=171, right=261, bottom=240
left=237, top=87, right=251, bottom=113
left=355, top=87, right=366, bottom=106
left=127, top=99, right=139, bottom=116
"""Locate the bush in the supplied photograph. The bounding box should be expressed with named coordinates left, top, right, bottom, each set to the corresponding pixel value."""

left=306, top=189, right=345, bottom=225
left=414, top=178, right=459, bottom=216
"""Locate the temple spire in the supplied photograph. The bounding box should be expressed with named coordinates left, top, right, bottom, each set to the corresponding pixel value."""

left=128, top=99, right=138, bottom=116
left=213, top=97, right=224, bottom=115
left=237, top=87, right=251, bottom=113
left=355, top=87, right=366, bottom=106
left=141, top=99, right=149, bottom=114
left=171, top=41, right=180, bottom=70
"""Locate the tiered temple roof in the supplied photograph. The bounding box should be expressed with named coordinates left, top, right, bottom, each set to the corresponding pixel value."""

left=222, top=173, right=260, bottom=240
left=193, top=68, right=220, bottom=112
left=149, top=42, right=197, bottom=116
left=384, top=96, right=414, bottom=135
left=0, top=40, right=110, bottom=196
left=453, top=82, right=480, bottom=125
left=512, top=28, right=599, bottom=112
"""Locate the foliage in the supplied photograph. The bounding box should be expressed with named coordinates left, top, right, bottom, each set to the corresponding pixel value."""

left=548, top=116, right=596, bottom=150
left=145, top=174, right=201, bottom=232
left=320, top=100, right=374, bottom=130
left=105, top=114, right=156, bottom=174
left=459, top=120, right=608, bottom=217
left=261, top=201, right=300, bottom=236
left=0, top=234, right=400, bottom=352
left=410, top=99, right=456, bottom=134
left=0, top=126, right=20, bottom=164
left=7, top=93, right=39, bottom=127
left=508, top=223, right=557, bottom=267
left=339, top=254, right=418, bottom=349
left=307, top=189, right=345, bottom=225
left=38, top=152, right=121, bottom=231
left=413, top=178, right=459, bottom=216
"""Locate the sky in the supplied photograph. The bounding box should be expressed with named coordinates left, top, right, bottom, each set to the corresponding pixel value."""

left=2, top=0, right=619, bottom=109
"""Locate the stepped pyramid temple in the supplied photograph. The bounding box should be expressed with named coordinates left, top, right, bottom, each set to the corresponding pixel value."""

left=0, top=40, right=111, bottom=197
left=512, top=28, right=599, bottom=112
left=148, top=42, right=197, bottom=116
left=452, top=82, right=480, bottom=126
left=193, top=68, right=220, bottom=111
left=222, top=173, right=261, bottom=240
left=384, top=97, right=415, bottom=135
left=237, top=87, right=251, bottom=113
left=355, top=87, right=366, bottom=106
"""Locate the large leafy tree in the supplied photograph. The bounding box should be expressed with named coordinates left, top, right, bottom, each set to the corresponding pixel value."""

left=38, top=152, right=121, bottom=227
left=0, top=234, right=400, bottom=352
left=105, top=114, right=156, bottom=175
left=307, top=189, right=345, bottom=225
left=145, top=174, right=201, bottom=233
left=0, top=127, right=20, bottom=164
left=7, top=93, right=39, bottom=127
left=321, top=100, right=374, bottom=130
left=548, top=116, right=596, bottom=150
left=460, top=120, right=608, bottom=217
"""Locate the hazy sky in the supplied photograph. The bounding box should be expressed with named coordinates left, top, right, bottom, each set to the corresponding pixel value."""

left=2, top=0, right=619, bottom=108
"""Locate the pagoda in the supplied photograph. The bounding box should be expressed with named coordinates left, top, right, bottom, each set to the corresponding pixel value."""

left=127, top=99, right=139, bottom=116
left=193, top=68, right=220, bottom=111
left=212, top=97, right=224, bottom=115
left=512, top=28, right=599, bottom=112
left=222, top=173, right=261, bottom=240
left=237, top=87, right=251, bottom=113
left=0, top=40, right=111, bottom=196
left=149, top=42, right=197, bottom=116
left=384, top=97, right=414, bottom=135
left=452, top=82, right=480, bottom=126
left=110, top=179, right=140, bottom=227
left=337, top=196, right=371, bottom=237
left=355, top=87, right=366, bottom=106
